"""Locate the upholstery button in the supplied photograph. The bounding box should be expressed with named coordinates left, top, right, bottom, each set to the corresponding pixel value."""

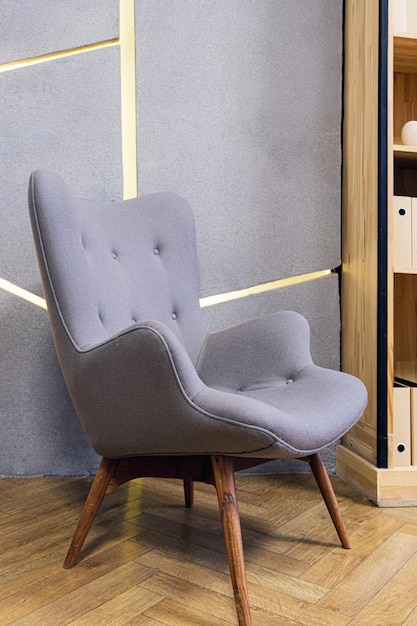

left=111, top=251, right=117, bottom=259
left=171, top=313, right=177, bottom=320
left=286, top=379, right=293, bottom=385
left=153, top=248, right=159, bottom=255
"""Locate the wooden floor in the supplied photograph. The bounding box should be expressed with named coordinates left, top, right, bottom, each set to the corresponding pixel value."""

left=1, top=471, right=417, bottom=626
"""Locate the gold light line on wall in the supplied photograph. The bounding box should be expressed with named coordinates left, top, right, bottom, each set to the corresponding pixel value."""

left=0, top=39, right=119, bottom=73
left=120, top=0, right=138, bottom=200
left=0, top=277, right=47, bottom=310
left=1, top=270, right=333, bottom=312
left=199, top=269, right=334, bottom=308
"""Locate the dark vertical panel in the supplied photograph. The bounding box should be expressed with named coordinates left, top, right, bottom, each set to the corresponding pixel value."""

left=377, top=0, right=389, bottom=468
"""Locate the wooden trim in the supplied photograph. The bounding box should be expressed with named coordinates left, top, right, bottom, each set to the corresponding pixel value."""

left=342, top=0, right=381, bottom=465
left=336, top=444, right=417, bottom=506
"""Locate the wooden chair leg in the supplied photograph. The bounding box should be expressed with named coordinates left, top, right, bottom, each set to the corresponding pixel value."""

left=64, top=457, right=119, bottom=568
left=183, top=480, right=194, bottom=508
left=308, top=451, right=351, bottom=549
left=211, top=455, right=252, bottom=626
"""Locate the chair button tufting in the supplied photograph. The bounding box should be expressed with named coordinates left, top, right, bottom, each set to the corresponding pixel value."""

left=111, top=251, right=117, bottom=259
left=153, top=248, right=159, bottom=255
left=286, top=379, right=294, bottom=385
left=171, top=313, right=177, bottom=320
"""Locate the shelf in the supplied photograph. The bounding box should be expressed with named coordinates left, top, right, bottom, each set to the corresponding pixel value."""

left=394, top=145, right=417, bottom=169
left=395, top=374, right=417, bottom=387
left=395, top=363, right=417, bottom=387
left=394, top=144, right=417, bottom=154
left=394, top=274, right=417, bottom=387
left=341, top=0, right=417, bottom=502
left=394, top=267, right=417, bottom=274
left=394, top=34, right=417, bottom=73
left=394, top=34, right=417, bottom=151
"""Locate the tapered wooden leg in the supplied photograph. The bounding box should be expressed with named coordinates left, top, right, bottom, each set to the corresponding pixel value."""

left=211, top=456, right=251, bottom=626
left=309, top=452, right=351, bottom=549
left=64, top=457, right=119, bottom=568
left=183, top=480, right=194, bottom=508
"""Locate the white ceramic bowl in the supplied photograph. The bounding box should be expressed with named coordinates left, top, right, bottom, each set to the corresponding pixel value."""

left=401, top=120, right=417, bottom=146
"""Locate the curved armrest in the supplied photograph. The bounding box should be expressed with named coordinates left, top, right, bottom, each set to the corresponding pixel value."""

left=196, top=311, right=313, bottom=391
left=68, top=320, right=205, bottom=454
left=66, top=320, right=279, bottom=458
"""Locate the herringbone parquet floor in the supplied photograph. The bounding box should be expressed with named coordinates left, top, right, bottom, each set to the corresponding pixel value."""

left=1, top=471, right=417, bottom=625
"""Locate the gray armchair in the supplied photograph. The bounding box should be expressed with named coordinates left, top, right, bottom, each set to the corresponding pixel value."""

left=28, top=169, right=367, bottom=626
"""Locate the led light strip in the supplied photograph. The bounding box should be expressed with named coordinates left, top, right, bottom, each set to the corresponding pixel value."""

left=120, top=0, right=138, bottom=200
left=0, top=270, right=333, bottom=312
left=199, top=269, right=333, bottom=308
left=0, top=40, right=119, bottom=74
left=0, top=277, right=47, bottom=309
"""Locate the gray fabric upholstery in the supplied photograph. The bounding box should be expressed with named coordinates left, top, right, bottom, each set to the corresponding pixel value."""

left=196, top=312, right=366, bottom=452
left=28, top=169, right=367, bottom=460
left=29, top=170, right=206, bottom=363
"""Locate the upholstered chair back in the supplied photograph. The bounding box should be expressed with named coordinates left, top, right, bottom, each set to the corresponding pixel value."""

left=29, top=170, right=208, bottom=365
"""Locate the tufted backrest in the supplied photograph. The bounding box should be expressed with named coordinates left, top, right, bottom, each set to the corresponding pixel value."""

left=28, top=170, right=208, bottom=364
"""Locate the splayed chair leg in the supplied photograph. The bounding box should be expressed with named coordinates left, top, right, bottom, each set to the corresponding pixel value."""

left=211, top=455, right=252, bottom=626
left=64, top=457, right=119, bottom=568
left=308, top=451, right=351, bottom=549
left=183, top=480, right=194, bottom=508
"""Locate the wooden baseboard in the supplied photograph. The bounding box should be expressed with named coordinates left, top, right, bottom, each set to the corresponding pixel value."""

left=336, top=444, right=417, bottom=506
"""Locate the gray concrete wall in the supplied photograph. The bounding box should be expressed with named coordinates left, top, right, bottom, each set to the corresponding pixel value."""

left=0, top=1, right=343, bottom=476
left=136, top=0, right=342, bottom=294
left=0, top=3, right=120, bottom=476
left=0, top=0, right=119, bottom=62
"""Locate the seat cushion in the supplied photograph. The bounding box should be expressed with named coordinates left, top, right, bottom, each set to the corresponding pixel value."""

left=235, top=363, right=367, bottom=454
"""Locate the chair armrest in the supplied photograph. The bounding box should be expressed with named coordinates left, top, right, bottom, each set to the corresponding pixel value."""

left=63, top=319, right=281, bottom=458
left=67, top=321, right=205, bottom=454
left=196, top=311, right=314, bottom=391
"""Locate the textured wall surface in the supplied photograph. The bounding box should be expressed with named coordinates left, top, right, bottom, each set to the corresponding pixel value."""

left=0, top=0, right=119, bottom=63
left=136, top=0, right=343, bottom=295
left=0, top=49, right=123, bottom=292
left=1, top=295, right=99, bottom=476
left=0, top=4, right=121, bottom=476
left=0, top=1, right=343, bottom=475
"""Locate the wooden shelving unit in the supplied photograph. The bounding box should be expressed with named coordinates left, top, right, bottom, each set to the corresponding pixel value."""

left=337, top=0, right=417, bottom=505
left=392, top=8, right=417, bottom=476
